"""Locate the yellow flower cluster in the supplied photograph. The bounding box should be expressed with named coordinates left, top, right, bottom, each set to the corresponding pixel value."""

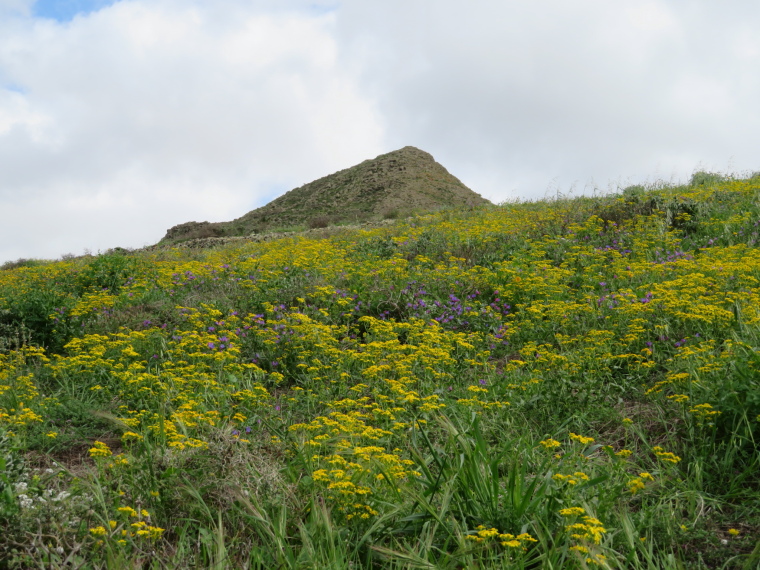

left=652, top=446, right=681, bottom=464
left=89, top=506, right=164, bottom=547
left=466, top=525, right=537, bottom=550
left=552, top=472, right=590, bottom=486
left=560, top=507, right=609, bottom=565
left=627, top=472, right=655, bottom=494
left=569, top=433, right=595, bottom=446
left=68, top=289, right=118, bottom=318
left=689, top=403, right=721, bottom=425
left=539, top=438, right=561, bottom=449
left=88, top=441, right=112, bottom=458
left=566, top=516, right=607, bottom=544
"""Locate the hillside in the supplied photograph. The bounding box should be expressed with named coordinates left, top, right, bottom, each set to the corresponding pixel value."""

left=162, top=146, right=490, bottom=242
left=1, top=172, right=759, bottom=568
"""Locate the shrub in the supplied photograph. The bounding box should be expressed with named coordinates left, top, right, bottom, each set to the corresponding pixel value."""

left=308, top=215, right=331, bottom=229
left=1, top=259, right=43, bottom=271
left=382, top=207, right=400, bottom=220
left=77, top=252, right=139, bottom=294
left=690, top=170, right=726, bottom=187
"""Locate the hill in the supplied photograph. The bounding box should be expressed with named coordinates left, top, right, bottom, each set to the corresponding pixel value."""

left=162, top=146, right=490, bottom=243
left=1, top=172, right=759, bottom=568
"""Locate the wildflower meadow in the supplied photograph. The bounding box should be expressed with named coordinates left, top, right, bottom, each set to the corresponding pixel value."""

left=1, top=172, right=759, bottom=568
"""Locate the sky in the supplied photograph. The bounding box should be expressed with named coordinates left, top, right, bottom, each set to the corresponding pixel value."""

left=1, top=0, right=759, bottom=263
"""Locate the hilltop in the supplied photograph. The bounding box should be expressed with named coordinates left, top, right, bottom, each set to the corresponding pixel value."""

left=161, top=146, right=490, bottom=243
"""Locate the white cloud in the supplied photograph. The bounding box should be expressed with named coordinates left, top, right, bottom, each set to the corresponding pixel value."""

left=0, top=88, right=49, bottom=137
left=2, top=0, right=760, bottom=263
left=0, top=0, right=384, bottom=262
left=624, top=2, right=679, bottom=33
left=0, top=0, right=31, bottom=16
left=334, top=0, right=760, bottom=200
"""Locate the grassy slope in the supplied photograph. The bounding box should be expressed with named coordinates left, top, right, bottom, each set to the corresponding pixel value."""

left=1, top=172, right=759, bottom=568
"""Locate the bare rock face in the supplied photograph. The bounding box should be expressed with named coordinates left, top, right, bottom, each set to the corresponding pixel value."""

left=161, top=146, right=490, bottom=243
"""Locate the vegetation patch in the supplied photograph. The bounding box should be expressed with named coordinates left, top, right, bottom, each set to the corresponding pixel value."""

left=1, top=173, right=759, bottom=568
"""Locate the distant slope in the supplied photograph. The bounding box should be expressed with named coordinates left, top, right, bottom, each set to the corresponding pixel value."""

left=162, top=146, right=490, bottom=243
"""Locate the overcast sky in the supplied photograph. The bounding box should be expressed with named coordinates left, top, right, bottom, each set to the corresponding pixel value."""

left=1, top=0, right=759, bottom=263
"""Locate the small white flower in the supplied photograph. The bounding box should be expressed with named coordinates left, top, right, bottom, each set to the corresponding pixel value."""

left=54, top=491, right=71, bottom=502
left=18, top=495, right=34, bottom=509
left=14, top=482, right=28, bottom=493
left=55, top=547, right=64, bottom=555
left=721, top=539, right=728, bottom=546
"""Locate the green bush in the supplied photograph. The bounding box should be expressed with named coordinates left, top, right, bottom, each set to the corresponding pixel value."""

left=77, top=252, right=139, bottom=294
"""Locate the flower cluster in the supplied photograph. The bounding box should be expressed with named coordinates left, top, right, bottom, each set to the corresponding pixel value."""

left=465, top=525, right=537, bottom=551
left=89, top=506, right=164, bottom=547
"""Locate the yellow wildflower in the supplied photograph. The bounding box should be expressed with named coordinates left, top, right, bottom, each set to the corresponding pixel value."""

left=88, top=441, right=112, bottom=458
